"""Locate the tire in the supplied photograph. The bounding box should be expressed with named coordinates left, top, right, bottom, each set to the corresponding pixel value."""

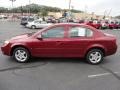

left=99, top=26, right=102, bottom=30
left=31, top=25, right=36, bottom=29
left=12, top=47, right=30, bottom=63
left=86, top=49, right=104, bottom=65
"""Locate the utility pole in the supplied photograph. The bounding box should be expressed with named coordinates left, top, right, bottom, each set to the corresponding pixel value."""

left=69, top=0, right=71, bottom=11
left=103, top=10, right=107, bottom=19
left=68, top=0, right=71, bottom=20
left=107, top=9, right=112, bottom=17
left=29, top=0, right=31, bottom=16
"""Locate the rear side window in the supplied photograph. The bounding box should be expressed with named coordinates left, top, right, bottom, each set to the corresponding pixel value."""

left=69, top=27, right=93, bottom=38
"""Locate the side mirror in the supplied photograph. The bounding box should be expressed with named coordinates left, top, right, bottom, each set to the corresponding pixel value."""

left=37, top=35, right=43, bottom=40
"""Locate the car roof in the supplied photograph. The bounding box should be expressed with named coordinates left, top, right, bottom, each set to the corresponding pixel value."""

left=50, top=23, right=81, bottom=26
left=53, top=23, right=80, bottom=25
left=50, top=23, right=95, bottom=29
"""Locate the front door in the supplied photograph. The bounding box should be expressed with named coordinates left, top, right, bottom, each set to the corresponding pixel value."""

left=32, top=26, right=66, bottom=57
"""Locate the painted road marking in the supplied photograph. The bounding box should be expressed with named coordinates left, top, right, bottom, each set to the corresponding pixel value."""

left=88, top=72, right=119, bottom=78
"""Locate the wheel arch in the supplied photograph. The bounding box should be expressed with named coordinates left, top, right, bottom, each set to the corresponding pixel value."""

left=31, top=25, right=36, bottom=29
left=10, top=45, right=31, bottom=56
left=85, top=46, right=106, bottom=57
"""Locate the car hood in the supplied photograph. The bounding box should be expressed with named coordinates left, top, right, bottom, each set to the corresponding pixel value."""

left=10, top=33, right=33, bottom=41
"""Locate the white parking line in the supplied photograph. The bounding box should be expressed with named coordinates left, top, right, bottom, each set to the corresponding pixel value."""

left=88, top=72, right=119, bottom=78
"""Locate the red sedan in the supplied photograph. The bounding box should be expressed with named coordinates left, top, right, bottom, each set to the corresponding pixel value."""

left=86, top=21, right=101, bottom=29
left=1, top=23, right=117, bottom=64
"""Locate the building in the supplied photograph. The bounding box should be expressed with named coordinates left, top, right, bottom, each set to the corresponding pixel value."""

left=48, top=12, right=112, bottom=20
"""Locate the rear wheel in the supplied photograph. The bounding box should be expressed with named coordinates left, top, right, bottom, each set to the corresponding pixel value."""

left=86, top=49, right=104, bottom=65
left=12, top=47, right=30, bottom=63
left=31, top=25, right=36, bottom=29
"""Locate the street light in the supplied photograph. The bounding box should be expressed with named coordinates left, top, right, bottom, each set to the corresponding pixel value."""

left=9, top=0, right=16, bottom=17
left=10, top=0, right=16, bottom=9
left=29, top=0, right=31, bottom=4
left=68, top=0, right=72, bottom=20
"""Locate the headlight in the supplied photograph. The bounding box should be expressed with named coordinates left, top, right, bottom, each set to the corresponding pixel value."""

left=4, top=40, right=9, bottom=45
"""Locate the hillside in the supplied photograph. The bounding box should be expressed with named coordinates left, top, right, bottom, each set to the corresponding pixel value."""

left=0, top=4, right=83, bottom=13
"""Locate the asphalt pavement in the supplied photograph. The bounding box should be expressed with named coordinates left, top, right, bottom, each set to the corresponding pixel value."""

left=0, top=21, right=120, bottom=90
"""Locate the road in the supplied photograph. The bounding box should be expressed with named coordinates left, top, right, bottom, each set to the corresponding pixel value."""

left=0, top=21, right=120, bottom=90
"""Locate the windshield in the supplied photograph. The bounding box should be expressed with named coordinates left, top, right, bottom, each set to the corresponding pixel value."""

left=21, top=17, right=27, bottom=21
left=27, top=32, right=36, bottom=36
left=28, top=18, right=34, bottom=22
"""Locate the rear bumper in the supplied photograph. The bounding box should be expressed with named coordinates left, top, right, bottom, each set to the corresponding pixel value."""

left=106, top=44, right=117, bottom=56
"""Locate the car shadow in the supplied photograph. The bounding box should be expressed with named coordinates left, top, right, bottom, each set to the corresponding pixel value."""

left=29, top=57, right=86, bottom=63
left=0, top=56, right=110, bottom=73
left=7, top=56, right=110, bottom=65
left=5, top=56, right=110, bottom=70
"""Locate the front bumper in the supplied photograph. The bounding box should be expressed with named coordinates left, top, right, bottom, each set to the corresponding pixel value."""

left=1, top=44, right=11, bottom=56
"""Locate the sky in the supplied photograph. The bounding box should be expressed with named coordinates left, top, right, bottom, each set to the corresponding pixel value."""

left=0, top=0, right=120, bottom=16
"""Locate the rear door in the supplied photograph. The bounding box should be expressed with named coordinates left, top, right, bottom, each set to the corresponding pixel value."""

left=61, top=26, right=94, bottom=57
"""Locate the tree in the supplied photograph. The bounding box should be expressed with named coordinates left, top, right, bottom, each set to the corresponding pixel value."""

left=10, top=0, right=16, bottom=16
left=0, top=4, right=83, bottom=14
left=0, top=7, right=8, bottom=13
left=40, top=10, right=48, bottom=17
left=115, top=16, right=120, bottom=19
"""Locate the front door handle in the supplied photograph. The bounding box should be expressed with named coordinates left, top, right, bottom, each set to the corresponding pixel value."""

left=56, top=41, right=63, bottom=45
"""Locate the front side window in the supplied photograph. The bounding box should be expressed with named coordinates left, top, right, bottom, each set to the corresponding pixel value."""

left=69, top=27, right=93, bottom=38
left=41, top=21, right=47, bottom=24
left=41, top=27, right=64, bottom=38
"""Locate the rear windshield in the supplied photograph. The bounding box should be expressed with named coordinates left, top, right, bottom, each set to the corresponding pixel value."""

left=21, top=17, right=27, bottom=21
left=21, top=17, right=34, bottom=21
left=28, top=18, right=34, bottom=22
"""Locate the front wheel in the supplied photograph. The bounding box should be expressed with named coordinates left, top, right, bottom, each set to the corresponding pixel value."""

left=12, top=47, right=30, bottom=63
left=86, top=49, right=104, bottom=65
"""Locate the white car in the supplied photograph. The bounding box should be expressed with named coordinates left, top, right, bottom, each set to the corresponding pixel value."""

left=26, top=20, right=52, bottom=29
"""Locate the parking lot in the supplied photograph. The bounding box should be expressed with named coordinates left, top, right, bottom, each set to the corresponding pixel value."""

left=0, top=21, right=120, bottom=90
